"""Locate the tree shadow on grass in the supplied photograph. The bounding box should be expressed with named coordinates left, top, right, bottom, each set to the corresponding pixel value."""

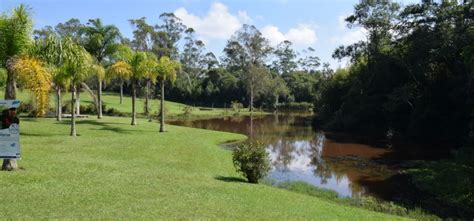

left=214, top=176, right=248, bottom=183
left=20, top=132, right=65, bottom=137
left=90, top=126, right=131, bottom=134
left=53, top=119, right=160, bottom=134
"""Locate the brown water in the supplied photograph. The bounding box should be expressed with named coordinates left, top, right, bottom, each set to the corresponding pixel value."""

left=169, top=114, right=443, bottom=199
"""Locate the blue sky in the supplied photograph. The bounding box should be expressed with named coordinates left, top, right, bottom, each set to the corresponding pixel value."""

left=0, top=0, right=419, bottom=68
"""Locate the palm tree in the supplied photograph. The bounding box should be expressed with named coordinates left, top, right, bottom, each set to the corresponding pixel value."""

left=106, top=60, right=131, bottom=104
left=156, top=56, right=180, bottom=132
left=107, top=46, right=154, bottom=125
left=0, top=4, right=32, bottom=171
left=29, top=35, right=70, bottom=121
left=82, top=18, right=121, bottom=119
left=59, top=38, right=93, bottom=136
left=0, top=4, right=33, bottom=99
left=142, top=52, right=159, bottom=119
left=108, top=44, right=133, bottom=104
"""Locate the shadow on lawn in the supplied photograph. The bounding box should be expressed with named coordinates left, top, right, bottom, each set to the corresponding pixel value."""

left=54, top=119, right=136, bottom=134
left=214, top=176, right=247, bottom=183
left=20, top=132, right=65, bottom=137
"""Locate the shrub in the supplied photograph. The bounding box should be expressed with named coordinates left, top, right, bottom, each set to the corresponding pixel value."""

left=231, top=101, right=243, bottom=114
left=232, top=142, right=270, bottom=183
left=81, top=103, right=97, bottom=114
left=199, top=107, right=213, bottom=111
left=18, top=102, right=35, bottom=116
left=105, top=107, right=121, bottom=116
left=182, top=105, right=194, bottom=116
left=278, top=102, right=313, bottom=112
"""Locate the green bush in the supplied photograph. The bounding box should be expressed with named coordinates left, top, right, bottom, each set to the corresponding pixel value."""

left=231, top=101, right=243, bottom=114
left=232, top=142, right=270, bottom=183
left=182, top=105, right=194, bottom=116
left=0, top=68, right=7, bottom=88
left=199, top=107, right=213, bottom=111
left=278, top=102, right=313, bottom=112
left=106, top=107, right=121, bottom=116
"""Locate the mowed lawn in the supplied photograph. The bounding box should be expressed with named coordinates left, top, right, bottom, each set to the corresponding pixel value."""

left=0, top=117, right=407, bottom=220
left=6, top=90, right=265, bottom=117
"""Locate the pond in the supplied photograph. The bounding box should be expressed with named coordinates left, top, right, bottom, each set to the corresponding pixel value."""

left=169, top=114, right=445, bottom=200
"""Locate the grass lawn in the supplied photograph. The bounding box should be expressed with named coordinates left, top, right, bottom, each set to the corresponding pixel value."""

left=4, top=90, right=266, bottom=118
left=0, top=117, right=407, bottom=220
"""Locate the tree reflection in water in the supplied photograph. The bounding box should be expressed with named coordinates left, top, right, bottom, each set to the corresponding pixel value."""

left=169, top=114, right=394, bottom=198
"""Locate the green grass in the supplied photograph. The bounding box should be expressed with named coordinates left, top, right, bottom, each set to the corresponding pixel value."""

left=407, top=160, right=474, bottom=219
left=0, top=117, right=408, bottom=220
left=5, top=90, right=266, bottom=118
left=275, top=181, right=439, bottom=221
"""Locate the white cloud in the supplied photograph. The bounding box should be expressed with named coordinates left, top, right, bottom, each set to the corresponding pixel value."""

left=261, top=26, right=286, bottom=46
left=262, top=24, right=318, bottom=47
left=330, top=28, right=367, bottom=46
left=330, top=13, right=367, bottom=46
left=174, top=2, right=250, bottom=41
left=237, top=11, right=252, bottom=23
left=338, top=14, right=349, bottom=30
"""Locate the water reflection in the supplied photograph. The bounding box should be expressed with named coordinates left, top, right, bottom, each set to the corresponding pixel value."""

left=169, top=114, right=396, bottom=198
left=266, top=132, right=362, bottom=198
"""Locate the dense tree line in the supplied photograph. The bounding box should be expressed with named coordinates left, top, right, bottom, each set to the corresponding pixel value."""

left=314, top=0, right=473, bottom=148
left=22, top=13, right=326, bottom=113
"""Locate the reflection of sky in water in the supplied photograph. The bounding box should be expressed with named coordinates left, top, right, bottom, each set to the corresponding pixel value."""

left=266, top=133, right=364, bottom=198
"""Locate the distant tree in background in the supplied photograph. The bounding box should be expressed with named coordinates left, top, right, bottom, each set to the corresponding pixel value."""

left=265, top=75, right=289, bottom=111
left=298, top=47, right=320, bottom=74
left=243, top=65, right=271, bottom=112
left=54, top=18, right=84, bottom=43
left=223, top=24, right=273, bottom=111
left=156, top=13, right=186, bottom=59
left=272, top=40, right=298, bottom=75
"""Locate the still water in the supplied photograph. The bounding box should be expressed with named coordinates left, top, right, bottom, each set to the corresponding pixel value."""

left=169, top=114, right=434, bottom=200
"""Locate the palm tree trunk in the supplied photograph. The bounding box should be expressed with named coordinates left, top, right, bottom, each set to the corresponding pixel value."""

left=2, top=68, right=18, bottom=171
left=145, top=80, right=150, bottom=116
left=131, top=80, right=137, bottom=126
left=5, top=69, right=16, bottom=100
left=57, top=87, right=62, bottom=121
left=159, top=80, right=165, bottom=132
left=70, top=85, right=77, bottom=137
left=76, top=87, right=80, bottom=115
left=120, top=79, right=124, bottom=104
left=97, top=79, right=103, bottom=119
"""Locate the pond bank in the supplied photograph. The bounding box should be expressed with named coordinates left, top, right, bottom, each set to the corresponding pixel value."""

left=168, top=114, right=468, bottom=220
left=0, top=117, right=406, bottom=220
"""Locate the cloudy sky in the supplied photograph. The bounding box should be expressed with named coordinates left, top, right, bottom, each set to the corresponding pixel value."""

left=0, top=0, right=419, bottom=68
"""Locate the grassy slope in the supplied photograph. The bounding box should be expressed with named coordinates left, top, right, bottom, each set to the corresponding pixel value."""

left=7, top=90, right=264, bottom=118
left=0, top=117, right=407, bottom=220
